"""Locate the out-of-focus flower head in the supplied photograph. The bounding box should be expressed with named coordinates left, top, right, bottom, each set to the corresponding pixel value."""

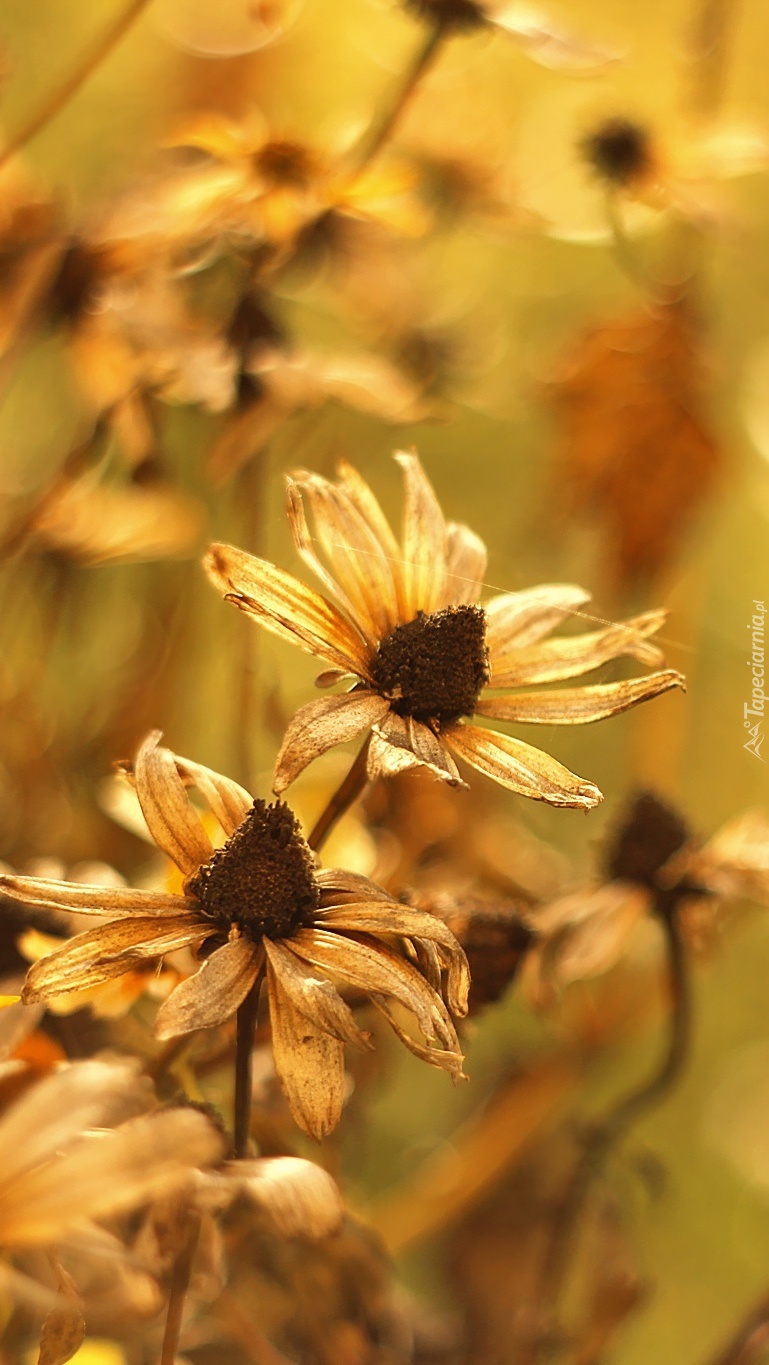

left=522, top=794, right=769, bottom=1005
left=206, top=451, right=683, bottom=807
left=547, top=298, right=722, bottom=590
left=400, top=0, right=620, bottom=71
left=0, top=733, right=469, bottom=1139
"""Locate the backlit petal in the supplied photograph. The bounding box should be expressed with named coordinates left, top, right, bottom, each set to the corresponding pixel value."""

left=395, top=451, right=448, bottom=618
left=475, top=670, right=685, bottom=724
left=22, top=915, right=210, bottom=1002
left=488, top=610, right=667, bottom=687
left=444, top=722, right=602, bottom=808
left=134, top=732, right=214, bottom=875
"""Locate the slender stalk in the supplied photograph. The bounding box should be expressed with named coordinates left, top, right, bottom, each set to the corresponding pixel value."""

left=159, top=1208, right=202, bottom=1365
left=307, top=736, right=371, bottom=853
left=519, top=903, right=690, bottom=1365
left=344, top=23, right=446, bottom=177
left=233, top=976, right=262, bottom=1159
left=0, top=0, right=154, bottom=173
left=685, top=0, right=741, bottom=121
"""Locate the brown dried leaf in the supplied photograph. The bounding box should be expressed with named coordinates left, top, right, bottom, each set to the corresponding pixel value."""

left=548, top=299, right=721, bottom=589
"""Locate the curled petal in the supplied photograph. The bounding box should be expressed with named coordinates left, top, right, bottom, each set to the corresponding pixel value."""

left=204, top=543, right=371, bottom=676
left=288, top=928, right=458, bottom=1054
left=134, top=732, right=214, bottom=876
left=0, top=875, right=187, bottom=917
left=524, top=883, right=649, bottom=1002
left=22, top=915, right=210, bottom=1002
left=273, top=691, right=389, bottom=794
left=370, top=995, right=465, bottom=1081
left=475, top=670, right=685, bottom=725
left=368, top=712, right=465, bottom=787
left=488, top=610, right=668, bottom=687
left=443, top=722, right=602, bottom=808
left=394, top=451, right=448, bottom=618
left=153, top=937, right=262, bottom=1039
left=264, top=939, right=371, bottom=1047
left=443, top=522, right=488, bottom=607
left=174, top=757, right=253, bottom=837
left=289, top=474, right=400, bottom=642
left=265, top=949, right=347, bottom=1140
left=314, top=904, right=469, bottom=1017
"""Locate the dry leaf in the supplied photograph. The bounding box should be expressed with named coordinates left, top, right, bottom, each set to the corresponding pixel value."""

left=37, top=1260, right=85, bottom=1365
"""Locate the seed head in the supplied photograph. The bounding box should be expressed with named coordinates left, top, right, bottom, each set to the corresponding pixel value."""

left=370, top=605, right=489, bottom=725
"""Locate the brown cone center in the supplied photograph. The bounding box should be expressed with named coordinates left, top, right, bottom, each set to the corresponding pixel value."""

left=370, top=605, right=488, bottom=726
left=187, top=800, right=319, bottom=942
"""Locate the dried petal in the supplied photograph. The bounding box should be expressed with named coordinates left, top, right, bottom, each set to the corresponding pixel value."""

left=444, top=722, right=603, bottom=808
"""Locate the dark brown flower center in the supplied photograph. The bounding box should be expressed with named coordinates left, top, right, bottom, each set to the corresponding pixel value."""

left=604, top=792, right=690, bottom=890
left=370, top=605, right=488, bottom=725
left=187, top=800, right=319, bottom=943
left=580, top=118, right=653, bottom=188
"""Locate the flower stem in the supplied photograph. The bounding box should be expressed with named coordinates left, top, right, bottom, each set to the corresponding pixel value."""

left=345, top=22, right=446, bottom=177
left=522, top=902, right=690, bottom=1364
left=0, top=0, right=153, bottom=173
left=233, top=976, right=262, bottom=1159
left=307, top=736, right=371, bottom=853
left=159, top=1207, right=202, bottom=1365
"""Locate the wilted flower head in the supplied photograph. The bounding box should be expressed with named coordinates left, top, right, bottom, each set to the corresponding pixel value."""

left=580, top=117, right=657, bottom=191
left=205, top=452, right=683, bottom=809
left=0, top=734, right=468, bottom=1139
left=0, top=1059, right=223, bottom=1252
left=523, top=794, right=769, bottom=1004
left=401, top=0, right=619, bottom=70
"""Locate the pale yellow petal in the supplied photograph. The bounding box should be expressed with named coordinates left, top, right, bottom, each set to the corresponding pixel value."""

left=273, top=691, right=388, bottom=794
left=204, top=542, right=371, bottom=675
left=442, top=522, right=488, bottom=607
left=153, top=938, right=262, bottom=1039
left=488, top=610, right=668, bottom=687
left=286, top=478, right=376, bottom=644
left=134, top=732, right=214, bottom=876
left=394, top=451, right=448, bottom=618
left=335, top=457, right=405, bottom=616
left=483, top=584, right=592, bottom=653
left=475, top=670, right=685, bottom=725
left=22, top=915, right=210, bottom=1002
left=289, top=474, right=400, bottom=642
left=443, top=722, right=603, bottom=808
left=265, top=952, right=346, bottom=1140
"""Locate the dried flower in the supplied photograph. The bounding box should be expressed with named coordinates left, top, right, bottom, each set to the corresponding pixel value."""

left=522, top=794, right=769, bottom=1003
left=0, top=1059, right=223, bottom=1251
left=0, top=734, right=468, bottom=1138
left=205, top=452, right=683, bottom=808
left=548, top=300, right=721, bottom=588
left=580, top=118, right=657, bottom=191
left=402, top=0, right=619, bottom=70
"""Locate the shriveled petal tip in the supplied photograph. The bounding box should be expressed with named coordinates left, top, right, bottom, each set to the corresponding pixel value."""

left=22, top=915, right=210, bottom=1002
left=368, top=713, right=466, bottom=787
left=134, top=732, right=214, bottom=876
left=174, top=757, right=253, bottom=837
left=488, top=608, right=668, bottom=688
left=475, top=669, right=686, bottom=726
left=273, top=691, right=388, bottom=793
left=203, top=542, right=371, bottom=676
left=444, top=722, right=603, bottom=808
